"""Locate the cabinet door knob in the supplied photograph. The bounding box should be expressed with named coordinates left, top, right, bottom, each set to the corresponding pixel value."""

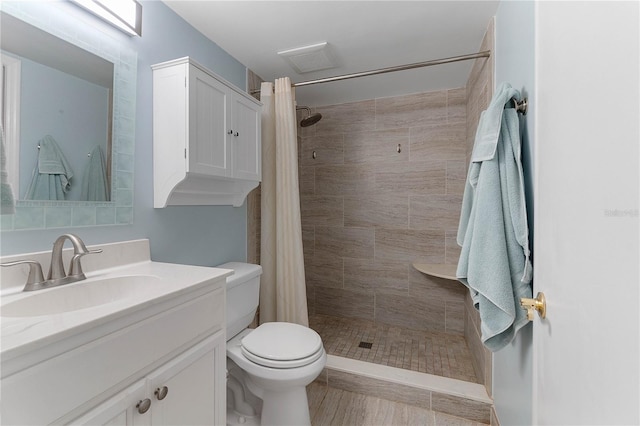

left=155, top=386, right=169, bottom=400
left=136, top=398, right=151, bottom=414
left=227, top=129, right=233, bottom=135
left=234, top=131, right=239, bottom=137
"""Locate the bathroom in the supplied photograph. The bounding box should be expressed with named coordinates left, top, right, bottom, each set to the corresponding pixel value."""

left=0, top=1, right=638, bottom=425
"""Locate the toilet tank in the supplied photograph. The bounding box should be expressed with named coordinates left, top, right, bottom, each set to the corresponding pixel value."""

left=217, top=262, right=262, bottom=339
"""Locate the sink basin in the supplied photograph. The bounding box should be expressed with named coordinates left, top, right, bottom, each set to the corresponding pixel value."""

left=1, top=275, right=162, bottom=317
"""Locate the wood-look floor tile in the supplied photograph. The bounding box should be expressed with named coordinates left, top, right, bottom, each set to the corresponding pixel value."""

left=435, top=411, right=489, bottom=426
left=432, top=393, right=491, bottom=424
left=308, top=381, right=329, bottom=421
left=308, top=385, right=440, bottom=426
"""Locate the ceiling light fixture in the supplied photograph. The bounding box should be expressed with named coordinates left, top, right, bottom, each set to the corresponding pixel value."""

left=70, top=0, right=142, bottom=36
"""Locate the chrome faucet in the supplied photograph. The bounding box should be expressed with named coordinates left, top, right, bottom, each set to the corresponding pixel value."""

left=48, top=234, right=102, bottom=282
left=0, top=234, right=102, bottom=291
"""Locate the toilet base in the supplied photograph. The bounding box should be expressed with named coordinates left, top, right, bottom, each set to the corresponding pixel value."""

left=227, top=407, right=260, bottom=426
left=258, top=386, right=311, bottom=426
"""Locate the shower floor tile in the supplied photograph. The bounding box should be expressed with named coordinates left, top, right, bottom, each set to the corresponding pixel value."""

left=309, top=314, right=479, bottom=384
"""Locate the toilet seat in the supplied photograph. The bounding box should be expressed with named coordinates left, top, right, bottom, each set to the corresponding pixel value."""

left=240, top=322, right=324, bottom=369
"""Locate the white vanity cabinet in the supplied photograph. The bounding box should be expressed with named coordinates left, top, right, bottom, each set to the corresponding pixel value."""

left=152, top=57, right=261, bottom=208
left=1, top=275, right=227, bottom=426
left=72, top=332, right=224, bottom=426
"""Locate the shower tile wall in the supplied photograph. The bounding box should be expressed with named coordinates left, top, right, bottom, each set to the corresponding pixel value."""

left=246, top=69, right=263, bottom=266
left=300, top=88, right=468, bottom=335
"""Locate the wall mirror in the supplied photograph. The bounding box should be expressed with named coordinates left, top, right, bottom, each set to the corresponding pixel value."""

left=0, top=5, right=137, bottom=230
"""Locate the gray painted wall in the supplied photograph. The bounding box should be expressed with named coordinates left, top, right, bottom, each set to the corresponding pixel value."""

left=1, top=1, right=249, bottom=267
left=493, top=1, right=535, bottom=424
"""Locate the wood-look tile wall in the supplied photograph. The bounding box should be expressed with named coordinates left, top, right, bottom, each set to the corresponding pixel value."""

left=464, top=18, right=495, bottom=394
left=246, top=69, right=263, bottom=266
left=300, top=88, right=468, bottom=335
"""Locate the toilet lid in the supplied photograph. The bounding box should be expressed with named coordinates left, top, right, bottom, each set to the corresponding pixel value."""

left=241, top=322, right=323, bottom=368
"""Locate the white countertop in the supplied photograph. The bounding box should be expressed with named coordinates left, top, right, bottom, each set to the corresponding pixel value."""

left=0, top=239, right=232, bottom=372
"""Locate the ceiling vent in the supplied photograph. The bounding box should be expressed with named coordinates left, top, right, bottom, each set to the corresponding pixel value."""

left=277, top=42, right=337, bottom=74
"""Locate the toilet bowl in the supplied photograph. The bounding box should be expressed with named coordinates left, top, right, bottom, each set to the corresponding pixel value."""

left=219, top=262, right=326, bottom=426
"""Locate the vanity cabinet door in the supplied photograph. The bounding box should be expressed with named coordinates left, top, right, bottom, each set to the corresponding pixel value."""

left=71, top=379, right=149, bottom=426
left=146, top=331, right=226, bottom=426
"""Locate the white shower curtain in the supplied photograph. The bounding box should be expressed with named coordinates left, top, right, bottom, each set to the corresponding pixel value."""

left=259, top=78, right=309, bottom=326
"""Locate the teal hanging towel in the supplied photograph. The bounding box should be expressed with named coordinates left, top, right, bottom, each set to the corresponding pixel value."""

left=456, top=82, right=533, bottom=352
left=81, top=145, right=109, bottom=201
left=0, top=125, right=16, bottom=214
left=24, top=135, right=74, bottom=200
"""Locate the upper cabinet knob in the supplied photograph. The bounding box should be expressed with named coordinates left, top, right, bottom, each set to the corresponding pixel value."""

left=227, top=129, right=233, bottom=135
left=234, top=131, right=239, bottom=137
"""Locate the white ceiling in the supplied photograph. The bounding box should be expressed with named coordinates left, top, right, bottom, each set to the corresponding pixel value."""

left=163, top=1, right=499, bottom=107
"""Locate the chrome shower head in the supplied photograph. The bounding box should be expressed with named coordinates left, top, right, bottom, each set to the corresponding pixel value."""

left=297, top=106, right=322, bottom=127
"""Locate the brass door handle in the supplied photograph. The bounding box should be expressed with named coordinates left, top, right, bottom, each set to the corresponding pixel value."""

left=520, top=292, right=546, bottom=320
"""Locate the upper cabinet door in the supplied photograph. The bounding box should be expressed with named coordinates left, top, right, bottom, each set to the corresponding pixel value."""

left=188, top=65, right=231, bottom=178
left=231, top=94, right=261, bottom=181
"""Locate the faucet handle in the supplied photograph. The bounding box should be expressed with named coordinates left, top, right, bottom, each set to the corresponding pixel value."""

left=68, top=249, right=103, bottom=279
left=1, top=260, right=47, bottom=291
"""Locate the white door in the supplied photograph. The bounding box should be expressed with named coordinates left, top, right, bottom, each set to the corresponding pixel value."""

left=533, top=2, right=639, bottom=424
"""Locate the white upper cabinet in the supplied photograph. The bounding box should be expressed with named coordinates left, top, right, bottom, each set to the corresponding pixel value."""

left=152, top=57, right=261, bottom=208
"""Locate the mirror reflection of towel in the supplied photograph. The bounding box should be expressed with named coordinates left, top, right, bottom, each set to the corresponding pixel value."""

left=0, top=125, right=16, bottom=214
left=24, top=135, right=74, bottom=201
left=81, top=145, right=108, bottom=201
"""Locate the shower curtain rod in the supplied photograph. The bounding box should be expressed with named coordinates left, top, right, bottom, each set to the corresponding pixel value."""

left=250, top=50, right=491, bottom=94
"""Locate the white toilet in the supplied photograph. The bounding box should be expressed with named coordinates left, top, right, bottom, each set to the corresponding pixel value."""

left=219, top=262, right=326, bottom=426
